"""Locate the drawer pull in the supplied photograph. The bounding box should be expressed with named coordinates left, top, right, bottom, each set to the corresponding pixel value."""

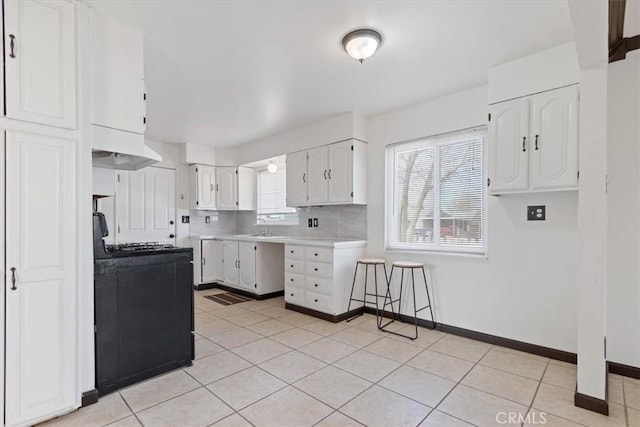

left=291, top=264, right=294, bottom=268
left=314, top=283, right=318, bottom=287
left=290, top=250, right=294, bottom=254
left=290, top=278, right=294, bottom=282
left=314, top=299, right=318, bottom=303
left=290, top=293, right=294, bottom=297
left=314, top=268, right=318, bottom=271
left=314, top=253, right=318, bottom=256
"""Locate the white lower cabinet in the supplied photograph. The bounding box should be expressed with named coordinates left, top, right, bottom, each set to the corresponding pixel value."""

left=214, top=240, right=283, bottom=296
left=5, top=130, right=78, bottom=426
left=284, top=243, right=365, bottom=316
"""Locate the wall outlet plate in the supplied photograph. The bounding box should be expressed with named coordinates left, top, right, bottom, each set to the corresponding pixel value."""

left=527, top=206, right=546, bottom=221
left=205, top=216, right=211, bottom=224
left=181, top=216, right=190, bottom=224
left=308, top=218, right=313, bottom=228
left=313, top=218, right=318, bottom=227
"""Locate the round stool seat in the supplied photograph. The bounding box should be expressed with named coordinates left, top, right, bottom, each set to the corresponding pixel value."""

left=392, top=261, right=424, bottom=268
left=357, top=258, right=386, bottom=265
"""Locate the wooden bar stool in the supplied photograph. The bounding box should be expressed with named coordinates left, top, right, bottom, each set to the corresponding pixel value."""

left=345, top=258, right=391, bottom=324
left=380, top=261, right=436, bottom=340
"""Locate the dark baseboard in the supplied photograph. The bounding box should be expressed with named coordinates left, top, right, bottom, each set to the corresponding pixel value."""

left=363, top=306, right=577, bottom=364
left=575, top=389, right=609, bottom=416
left=81, top=389, right=99, bottom=407
left=196, top=282, right=284, bottom=301
left=608, top=361, right=640, bottom=379
left=285, top=303, right=364, bottom=323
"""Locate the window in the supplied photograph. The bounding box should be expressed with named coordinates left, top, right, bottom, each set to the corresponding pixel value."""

left=386, top=128, right=486, bottom=253
left=256, top=167, right=298, bottom=224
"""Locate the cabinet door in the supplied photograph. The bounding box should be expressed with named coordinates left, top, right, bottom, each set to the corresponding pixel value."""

left=5, top=131, right=77, bottom=426
left=238, top=242, right=256, bottom=291
left=488, top=98, right=530, bottom=193
left=4, top=0, right=76, bottom=129
left=202, top=240, right=223, bottom=283
left=223, top=240, right=239, bottom=286
left=115, top=167, right=176, bottom=244
left=286, top=151, right=308, bottom=206
left=216, top=167, right=238, bottom=210
left=91, top=9, right=145, bottom=133
left=197, top=165, right=216, bottom=210
left=328, top=141, right=353, bottom=203
left=530, top=86, right=579, bottom=190
left=307, top=147, right=328, bottom=204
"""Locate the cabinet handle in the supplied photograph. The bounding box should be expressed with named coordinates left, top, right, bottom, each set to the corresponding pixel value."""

left=203, top=258, right=206, bottom=265
left=169, top=234, right=175, bottom=239
left=535, top=134, right=539, bottom=150
left=314, top=268, right=318, bottom=271
left=237, top=260, right=240, bottom=269
left=303, top=173, right=306, bottom=183
left=290, top=264, right=294, bottom=268
left=328, top=169, right=332, bottom=179
left=314, top=299, right=318, bottom=303
left=216, top=184, right=219, bottom=192
left=290, top=250, right=294, bottom=254
left=290, top=278, right=294, bottom=282
left=314, top=253, right=318, bottom=256
left=10, top=267, right=16, bottom=290
left=9, top=35, right=16, bottom=58
left=169, top=220, right=174, bottom=225
left=324, top=170, right=327, bottom=180
left=314, top=283, right=318, bottom=287
left=290, top=293, right=294, bottom=297
left=522, top=136, right=527, bottom=152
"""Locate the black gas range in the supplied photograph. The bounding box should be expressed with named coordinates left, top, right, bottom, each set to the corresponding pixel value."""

left=92, top=211, right=194, bottom=395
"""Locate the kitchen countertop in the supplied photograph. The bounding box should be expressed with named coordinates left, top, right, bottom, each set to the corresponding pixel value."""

left=190, top=234, right=366, bottom=248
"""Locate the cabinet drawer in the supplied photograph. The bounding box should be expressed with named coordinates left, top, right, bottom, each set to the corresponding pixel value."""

left=305, top=276, right=332, bottom=296
left=285, top=286, right=304, bottom=306
left=285, top=245, right=304, bottom=260
left=304, top=291, right=333, bottom=314
left=304, top=246, right=332, bottom=262
left=285, top=273, right=305, bottom=288
left=285, top=259, right=305, bottom=274
left=305, top=261, right=332, bottom=278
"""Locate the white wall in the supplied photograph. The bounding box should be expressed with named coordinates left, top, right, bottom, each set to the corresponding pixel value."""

left=366, top=86, right=580, bottom=352
left=607, top=52, right=640, bottom=368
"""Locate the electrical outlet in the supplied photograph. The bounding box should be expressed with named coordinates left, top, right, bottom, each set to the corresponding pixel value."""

left=205, top=216, right=211, bottom=224
left=308, top=218, right=313, bottom=228
left=313, top=218, right=318, bottom=227
left=527, top=206, right=546, bottom=221
left=181, top=215, right=190, bottom=224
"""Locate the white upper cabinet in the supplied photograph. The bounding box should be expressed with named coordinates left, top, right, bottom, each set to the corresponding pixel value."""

left=216, top=167, right=238, bottom=210
left=306, top=146, right=329, bottom=205
left=286, top=139, right=367, bottom=207
left=529, top=86, right=579, bottom=190
left=190, top=164, right=216, bottom=210
left=285, top=150, right=308, bottom=206
left=488, top=85, right=579, bottom=195
left=90, top=9, right=145, bottom=134
left=488, top=98, right=530, bottom=193
left=4, top=0, right=76, bottom=129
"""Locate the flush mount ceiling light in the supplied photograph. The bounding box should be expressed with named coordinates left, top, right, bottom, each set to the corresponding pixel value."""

left=267, top=161, right=278, bottom=174
left=342, top=28, right=383, bottom=63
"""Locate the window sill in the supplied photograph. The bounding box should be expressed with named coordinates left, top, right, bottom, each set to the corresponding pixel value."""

left=385, top=246, right=488, bottom=260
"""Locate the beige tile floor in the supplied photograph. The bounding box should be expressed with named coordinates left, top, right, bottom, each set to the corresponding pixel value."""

left=43, top=288, right=639, bottom=427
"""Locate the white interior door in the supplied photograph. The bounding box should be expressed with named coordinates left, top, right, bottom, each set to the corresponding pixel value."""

left=5, top=130, right=77, bottom=427
left=285, top=151, right=307, bottom=206
left=488, top=98, right=530, bottom=193
left=307, top=147, right=328, bottom=204
left=115, top=166, right=176, bottom=244
left=4, top=0, right=76, bottom=129
left=530, top=86, right=579, bottom=190
left=216, top=167, right=238, bottom=210
left=223, top=241, right=239, bottom=286
left=238, top=242, right=256, bottom=291
left=328, top=141, right=353, bottom=203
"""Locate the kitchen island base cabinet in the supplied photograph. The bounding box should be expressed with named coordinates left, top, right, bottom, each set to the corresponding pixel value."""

left=284, top=244, right=365, bottom=321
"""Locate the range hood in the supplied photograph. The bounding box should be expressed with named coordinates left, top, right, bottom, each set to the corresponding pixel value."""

left=91, top=125, right=162, bottom=171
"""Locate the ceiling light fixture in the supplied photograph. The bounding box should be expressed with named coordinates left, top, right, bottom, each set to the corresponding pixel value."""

left=267, top=161, right=278, bottom=174
left=342, top=28, right=383, bottom=63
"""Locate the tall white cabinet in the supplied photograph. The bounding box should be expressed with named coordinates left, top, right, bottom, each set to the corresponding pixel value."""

left=2, top=1, right=89, bottom=425
left=5, top=131, right=78, bottom=426
left=4, top=0, right=76, bottom=129
left=488, top=85, right=579, bottom=194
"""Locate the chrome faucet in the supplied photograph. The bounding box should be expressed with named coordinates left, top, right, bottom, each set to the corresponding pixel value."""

left=255, top=218, right=269, bottom=236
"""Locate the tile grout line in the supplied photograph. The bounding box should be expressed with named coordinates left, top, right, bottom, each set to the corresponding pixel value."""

left=521, top=358, right=550, bottom=427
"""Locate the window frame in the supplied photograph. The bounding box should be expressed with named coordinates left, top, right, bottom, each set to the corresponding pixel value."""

left=255, top=166, right=299, bottom=226
left=384, top=127, right=488, bottom=255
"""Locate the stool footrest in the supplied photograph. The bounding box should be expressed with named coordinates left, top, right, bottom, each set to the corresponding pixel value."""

left=415, top=305, right=431, bottom=313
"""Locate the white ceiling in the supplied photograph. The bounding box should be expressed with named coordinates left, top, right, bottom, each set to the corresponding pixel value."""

left=88, top=0, right=574, bottom=147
